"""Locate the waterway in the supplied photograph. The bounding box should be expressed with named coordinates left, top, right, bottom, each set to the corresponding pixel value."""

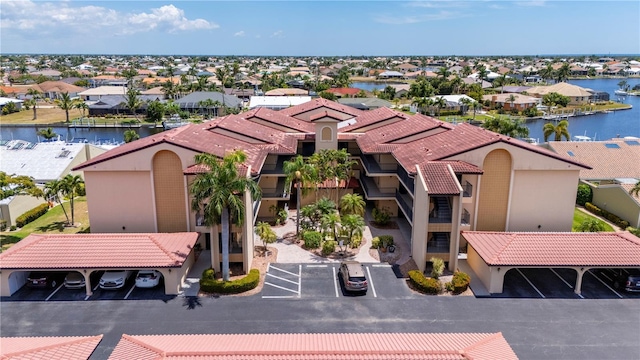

left=353, top=79, right=640, bottom=141
left=1, top=79, right=638, bottom=143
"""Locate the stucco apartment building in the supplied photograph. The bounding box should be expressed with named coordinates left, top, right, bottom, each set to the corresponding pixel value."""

left=74, top=98, right=588, bottom=274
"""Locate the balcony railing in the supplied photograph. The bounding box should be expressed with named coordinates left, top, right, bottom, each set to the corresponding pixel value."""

left=397, top=165, right=415, bottom=194
left=461, top=208, right=470, bottom=226
left=395, top=189, right=413, bottom=220
left=261, top=155, right=293, bottom=175
left=360, top=154, right=397, bottom=175
left=427, top=233, right=450, bottom=253
left=360, top=177, right=395, bottom=199
left=429, top=197, right=452, bottom=223
left=261, top=178, right=290, bottom=199
left=462, top=181, right=472, bottom=197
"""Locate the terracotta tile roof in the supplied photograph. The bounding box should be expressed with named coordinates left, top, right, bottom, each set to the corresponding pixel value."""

left=108, top=333, right=517, bottom=360
left=463, top=231, right=640, bottom=266
left=0, top=335, right=102, bottom=360
left=420, top=161, right=483, bottom=195
left=278, top=98, right=364, bottom=118
left=243, top=107, right=314, bottom=132
left=183, top=163, right=249, bottom=177
left=340, top=107, right=408, bottom=132
left=547, top=140, right=640, bottom=180
left=37, top=81, right=86, bottom=94
left=0, top=233, right=198, bottom=269
left=326, top=87, right=362, bottom=96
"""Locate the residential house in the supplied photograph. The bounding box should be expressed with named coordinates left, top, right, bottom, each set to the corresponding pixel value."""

left=547, top=138, right=640, bottom=228
left=337, top=97, right=393, bottom=110
left=377, top=71, right=404, bottom=79
left=248, top=96, right=312, bottom=110
left=37, top=81, right=86, bottom=100
left=74, top=98, right=588, bottom=275
left=526, top=82, right=593, bottom=105
left=265, top=88, right=308, bottom=96
left=78, top=86, right=128, bottom=101
left=325, top=88, right=362, bottom=98
left=175, top=91, right=242, bottom=115
left=87, top=94, right=161, bottom=116
left=482, top=93, right=540, bottom=111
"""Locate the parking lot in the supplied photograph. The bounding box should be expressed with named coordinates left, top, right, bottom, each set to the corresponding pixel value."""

left=494, top=268, right=640, bottom=299
left=2, top=271, right=173, bottom=302
left=260, top=263, right=416, bottom=300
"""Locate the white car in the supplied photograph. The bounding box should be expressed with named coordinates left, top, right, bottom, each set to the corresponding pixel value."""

left=99, top=270, right=133, bottom=290
left=135, top=270, right=162, bottom=288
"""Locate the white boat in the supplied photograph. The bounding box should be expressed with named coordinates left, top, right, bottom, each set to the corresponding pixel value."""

left=614, top=89, right=628, bottom=96
left=573, top=135, right=591, bottom=142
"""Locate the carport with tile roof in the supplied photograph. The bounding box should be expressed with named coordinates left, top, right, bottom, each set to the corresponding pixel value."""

left=0, top=233, right=199, bottom=298
left=462, top=231, right=640, bottom=295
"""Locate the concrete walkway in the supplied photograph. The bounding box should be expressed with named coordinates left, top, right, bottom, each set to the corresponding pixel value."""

left=180, top=250, right=212, bottom=296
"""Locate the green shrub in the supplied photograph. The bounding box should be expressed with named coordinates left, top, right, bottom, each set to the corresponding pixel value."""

left=451, top=271, right=471, bottom=294
left=10, top=225, right=17, bottom=231
left=322, top=240, right=336, bottom=256
left=379, top=235, right=394, bottom=247
left=199, top=268, right=260, bottom=294
left=445, top=281, right=454, bottom=292
left=408, top=270, right=441, bottom=295
left=0, top=220, right=6, bottom=232
left=303, top=231, right=322, bottom=249
left=585, top=202, right=630, bottom=229
left=372, top=207, right=391, bottom=226
left=430, top=257, right=445, bottom=279
left=15, top=203, right=49, bottom=228
left=350, top=235, right=362, bottom=248
left=371, top=237, right=381, bottom=249
left=627, top=227, right=640, bottom=237
left=576, top=184, right=592, bottom=206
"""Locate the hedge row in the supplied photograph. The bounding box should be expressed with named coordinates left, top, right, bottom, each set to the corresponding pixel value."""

left=585, top=202, right=630, bottom=229
left=200, top=268, right=260, bottom=294
left=408, top=270, right=441, bottom=295
left=15, top=203, right=49, bottom=228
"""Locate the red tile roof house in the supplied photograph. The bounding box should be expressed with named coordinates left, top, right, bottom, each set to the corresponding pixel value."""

left=0, top=335, right=103, bottom=360
left=0, top=233, right=198, bottom=297
left=463, top=231, right=640, bottom=294
left=72, top=98, right=590, bottom=278
left=325, top=87, right=363, bottom=98
left=108, top=333, right=518, bottom=359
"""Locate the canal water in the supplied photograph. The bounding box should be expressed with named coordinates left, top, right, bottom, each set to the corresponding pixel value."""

left=1, top=79, right=638, bottom=143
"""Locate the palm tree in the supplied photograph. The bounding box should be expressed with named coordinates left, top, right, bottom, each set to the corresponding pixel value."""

left=556, top=63, right=571, bottom=83
left=283, top=155, right=317, bottom=237
left=123, top=87, right=142, bottom=121
left=55, top=92, right=75, bottom=123
left=321, top=212, right=341, bottom=241
left=61, top=174, right=84, bottom=226
left=340, top=214, right=365, bottom=247
left=74, top=101, right=89, bottom=119
left=255, top=221, right=277, bottom=253
left=37, top=127, right=57, bottom=141
left=508, top=94, right=518, bottom=110
left=539, top=64, right=555, bottom=83
left=340, top=193, right=365, bottom=216
left=433, top=96, right=447, bottom=116
left=543, top=120, right=570, bottom=141
left=123, top=129, right=140, bottom=143
left=44, top=179, right=70, bottom=224
left=189, top=150, right=261, bottom=281
left=629, top=181, right=640, bottom=197
left=26, top=88, right=41, bottom=120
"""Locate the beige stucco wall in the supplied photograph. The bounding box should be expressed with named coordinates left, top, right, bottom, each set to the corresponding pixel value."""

left=592, top=185, right=640, bottom=228
left=411, top=168, right=429, bottom=272
left=315, top=122, right=337, bottom=151
left=84, top=171, right=156, bottom=233
left=0, top=195, right=44, bottom=226
left=376, top=176, right=399, bottom=192
left=153, top=151, right=188, bottom=233
left=476, top=149, right=511, bottom=231
left=509, top=170, right=579, bottom=231
left=376, top=200, right=398, bottom=217
left=466, top=245, right=507, bottom=293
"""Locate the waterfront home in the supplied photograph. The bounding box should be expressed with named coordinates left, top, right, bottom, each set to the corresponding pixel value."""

left=482, top=93, right=540, bottom=111
left=337, top=97, right=393, bottom=110
left=73, top=98, right=588, bottom=275
left=526, top=82, right=593, bottom=105
left=547, top=139, right=640, bottom=228
left=248, top=95, right=311, bottom=110
left=37, top=81, right=86, bottom=100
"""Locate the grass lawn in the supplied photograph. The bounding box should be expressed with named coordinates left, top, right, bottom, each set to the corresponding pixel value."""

left=0, top=107, right=143, bottom=125
left=0, top=197, right=90, bottom=252
left=572, top=208, right=615, bottom=232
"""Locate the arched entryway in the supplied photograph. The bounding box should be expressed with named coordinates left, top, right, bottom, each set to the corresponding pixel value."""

left=476, top=149, right=512, bottom=231
left=152, top=150, right=188, bottom=232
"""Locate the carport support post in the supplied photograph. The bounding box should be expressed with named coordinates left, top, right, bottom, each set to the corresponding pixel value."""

left=84, top=271, right=92, bottom=297
left=574, top=267, right=586, bottom=295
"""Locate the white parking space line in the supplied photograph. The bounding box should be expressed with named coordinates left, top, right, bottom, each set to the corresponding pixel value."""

left=516, top=269, right=545, bottom=298
left=123, top=284, right=136, bottom=299
left=550, top=269, right=573, bottom=288
left=262, top=295, right=296, bottom=299
left=588, top=270, right=623, bottom=299
left=266, top=263, right=270, bottom=272
left=332, top=267, right=340, bottom=298
left=266, top=273, right=299, bottom=285
left=365, top=266, right=377, bottom=298
left=93, top=283, right=100, bottom=291
left=269, top=265, right=301, bottom=277
left=297, top=265, right=302, bottom=298
left=45, top=284, right=64, bottom=301
left=84, top=295, right=91, bottom=301
left=264, top=282, right=299, bottom=294
left=372, top=264, right=392, bottom=268
left=306, top=264, right=327, bottom=268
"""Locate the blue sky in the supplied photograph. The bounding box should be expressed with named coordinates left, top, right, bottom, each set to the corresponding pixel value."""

left=1, top=1, right=639, bottom=56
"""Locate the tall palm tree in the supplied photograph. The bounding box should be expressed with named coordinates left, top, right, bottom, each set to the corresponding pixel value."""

left=508, top=94, right=518, bottom=110
left=61, top=174, right=84, bottom=226
left=340, top=193, right=365, bottom=216
left=55, top=92, right=75, bottom=123
left=26, top=88, right=41, bottom=120
left=37, top=127, right=57, bottom=141
left=283, top=155, right=317, bottom=237
left=543, top=120, right=570, bottom=142
left=433, top=96, right=447, bottom=116
left=321, top=212, right=341, bottom=241
left=44, top=179, right=70, bottom=224
left=556, top=63, right=571, bottom=83
left=74, top=100, right=88, bottom=119
left=189, top=151, right=261, bottom=281
left=340, top=214, right=365, bottom=247
left=629, top=181, right=640, bottom=198
left=122, top=87, right=142, bottom=121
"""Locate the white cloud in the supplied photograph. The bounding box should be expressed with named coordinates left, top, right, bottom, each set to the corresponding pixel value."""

left=515, top=1, right=546, bottom=6
left=373, top=11, right=464, bottom=24
left=0, top=1, right=218, bottom=36
left=405, top=1, right=466, bottom=8
left=270, top=30, right=284, bottom=38
left=234, top=31, right=246, bottom=37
